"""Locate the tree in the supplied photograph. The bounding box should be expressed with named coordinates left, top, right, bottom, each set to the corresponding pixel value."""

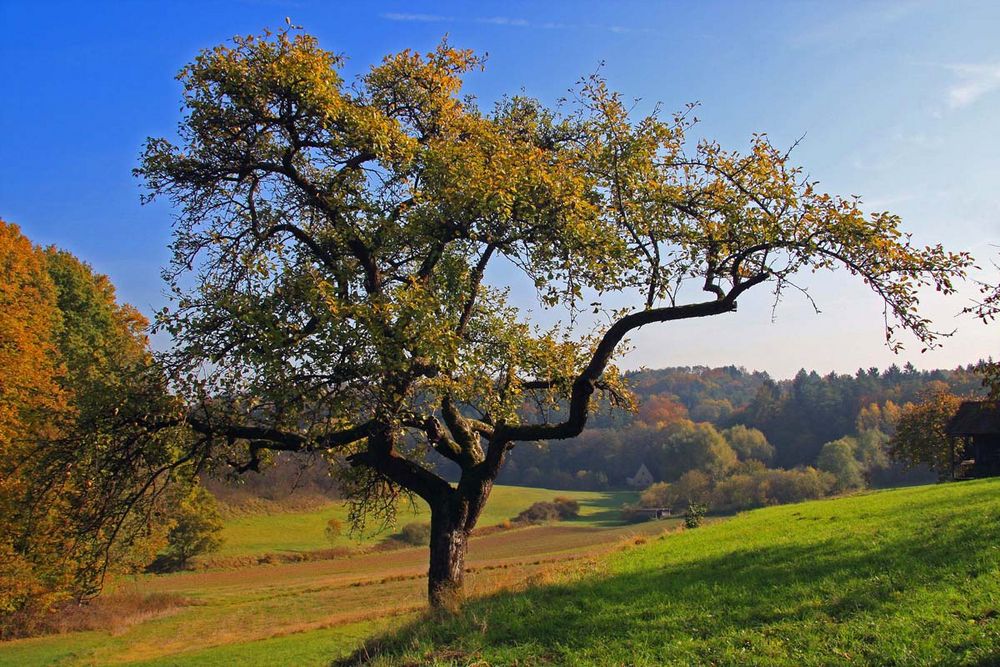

left=722, top=424, right=774, bottom=463
left=0, top=220, right=71, bottom=623
left=636, top=394, right=689, bottom=426
left=964, top=261, right=1000, bottom=398
left=657, top=420, right=737, bottom=481
left=0, top=222, right=191, bottom=633
left=162, top=483, right=224, bottom=569
left=816, top=437, right=864, bottom=491
left=640, top=469, right=712, bottom=511
left=136, top=29, right=971, bottom=608
left=888, top=383, right=964, bottom=480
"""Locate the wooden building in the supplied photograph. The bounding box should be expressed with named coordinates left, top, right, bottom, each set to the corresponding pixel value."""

left=626, top=463, right=654, bottom=489
left=947, top=401, right=1000, bottom=478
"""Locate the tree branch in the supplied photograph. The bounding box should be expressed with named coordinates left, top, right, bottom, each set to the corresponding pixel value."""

left=497, top=273, right=769, bottom=443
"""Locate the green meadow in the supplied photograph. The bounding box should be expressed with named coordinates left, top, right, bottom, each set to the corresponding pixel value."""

left=215, top=485, right=631, bottom=558
left=348, top=479, right=1000, bottom=666
left=0, top=487, right=646, bottom=666
left=4, top=480, right=1000, bottom=665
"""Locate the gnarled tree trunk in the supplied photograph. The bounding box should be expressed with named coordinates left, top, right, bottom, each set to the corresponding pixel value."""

left=427, top=507, right=469, bottom=608
left=427, top=478, right=493, bottom=608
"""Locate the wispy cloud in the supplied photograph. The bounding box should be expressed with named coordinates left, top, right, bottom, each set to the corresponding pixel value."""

left=946, top=62, right=1000, bottom=109
left=380, top=13, right=648, bottom=34
left=382, top=13, right=452, bottom=23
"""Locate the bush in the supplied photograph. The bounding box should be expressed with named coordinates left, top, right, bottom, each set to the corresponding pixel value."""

left=817, top=437, right=865, bottom=491
left=684, top=502, right=707, bottom=528
left=514, top=497, right=580, bottom=524
left=619, top=503, right=647, bottom=523
left=639, top=471, right=712, bottom=513
left=552, top=497, right=580, bottom=519
left=399, top=522, right=431, bottom=546
left=765, top=467, right=835, bottom=505
left=711, top=474, right=768, bottom=513
left=325, top=518, right=344, bottom=544
left=708, top=467, right=836, bottom=513
left=515, top=502, right=560, bottom=523
left=639, top=481, right=676, bottom=509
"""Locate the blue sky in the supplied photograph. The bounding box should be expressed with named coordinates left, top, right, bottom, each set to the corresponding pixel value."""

left=1, top=0, right=997, bottom=378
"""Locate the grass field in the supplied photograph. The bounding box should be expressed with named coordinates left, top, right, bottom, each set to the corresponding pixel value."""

left=214, top=485, right=631, bottom=558
left=8, top=480, right=998, bottom=666
left=346, top=478, right=1000, bottom=666
left=0, top=486, right=650, bottom=666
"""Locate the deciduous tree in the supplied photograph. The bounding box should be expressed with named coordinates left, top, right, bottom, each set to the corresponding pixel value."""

left=888, top=383, right=964, bottom=480
left=816, top=436, right=864, bottom=491
left=136, top=28, right=972, bottom=607
left=0, top=224, right=191, bottom=634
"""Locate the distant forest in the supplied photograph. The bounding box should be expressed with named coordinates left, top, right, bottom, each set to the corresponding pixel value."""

left=491, top=364, right=986, bottom=490
left=213, top=364, right=987, bottom=500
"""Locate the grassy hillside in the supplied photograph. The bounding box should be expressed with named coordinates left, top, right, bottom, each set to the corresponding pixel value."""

left=347, top=479, right=1000, bottom=666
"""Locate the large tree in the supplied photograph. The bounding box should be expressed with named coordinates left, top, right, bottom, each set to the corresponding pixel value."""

left=0, top=223, right=189, bottom=634
left=137, top=29, right=971, bottom=607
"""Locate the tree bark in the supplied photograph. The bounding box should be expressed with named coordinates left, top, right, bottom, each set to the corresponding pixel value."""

left=427, top=505, right=469, bottom=608
left=427, top=477, right=493, bottom=608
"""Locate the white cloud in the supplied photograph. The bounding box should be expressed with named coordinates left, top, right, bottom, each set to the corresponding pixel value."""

left=475, top=16, right=530, bottom=27
left=381, top=13, right=452, bottom=23
left=379, top=13, right=648, bottom=34
left=946, top=62, right=1000, bottom=109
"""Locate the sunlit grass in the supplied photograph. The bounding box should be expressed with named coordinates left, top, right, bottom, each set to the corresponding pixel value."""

left=214, top=485, right=633, bottom=558
left=346, top=479, right=1000, bottom=666
left=0, top=487, right=646, bottom=666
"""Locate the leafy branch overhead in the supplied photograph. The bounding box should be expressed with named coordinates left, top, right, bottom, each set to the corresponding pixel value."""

left=136, top=28, right=972, bottom=605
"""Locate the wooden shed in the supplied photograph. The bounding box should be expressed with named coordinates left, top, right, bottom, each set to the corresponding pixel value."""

left=946, top=401, right=1000, bottom=478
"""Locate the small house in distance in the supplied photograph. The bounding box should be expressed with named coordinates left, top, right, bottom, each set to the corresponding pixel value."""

left=627, top=463, right=654, bottom=489
left=947, top=401, right=1000, bottom=478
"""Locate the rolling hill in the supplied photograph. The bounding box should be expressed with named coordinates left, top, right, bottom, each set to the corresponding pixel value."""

left=345, top=479, right=1000, bottom=666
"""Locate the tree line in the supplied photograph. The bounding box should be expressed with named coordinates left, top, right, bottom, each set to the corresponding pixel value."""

left=494, top=364, right=984, bottom=492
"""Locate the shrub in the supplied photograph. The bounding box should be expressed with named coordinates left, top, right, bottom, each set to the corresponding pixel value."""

left=619, top=503, right=648, bottom=524
left=325, top=518, right=344, bottom=544
left=711, top=474, right=768, bottom=513
left=515, top=498, right=579, bottom=524
left=552, top=497, right=580, bottom=519
left=709, top=467, right=836, bottom=513
left=640, top=471, right=712, bottom=512
left=817, top=437, right=865, bottom=491
left=400, top=522, right=431, bottom=546
left=515, top=502, right=561, bottom=523
left=639, top=482, right=676, bottom=509
left=765, top=467, right=835, bottom=505
left=684, top=502, right=707, bottom=528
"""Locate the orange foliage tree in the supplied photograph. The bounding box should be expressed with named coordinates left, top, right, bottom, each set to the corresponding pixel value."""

left=0, top=221, right=190, bottom=636
left=0, top=220, right=72, bottom=621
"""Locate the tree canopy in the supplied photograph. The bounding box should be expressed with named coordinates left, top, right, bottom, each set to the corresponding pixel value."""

left=136, top=28, right=972, bottom=606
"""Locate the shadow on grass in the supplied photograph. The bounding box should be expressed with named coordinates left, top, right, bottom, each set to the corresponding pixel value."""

left=564, top=490, right=638, bottom=527
left=334, top=487, right=1000, bottom=666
